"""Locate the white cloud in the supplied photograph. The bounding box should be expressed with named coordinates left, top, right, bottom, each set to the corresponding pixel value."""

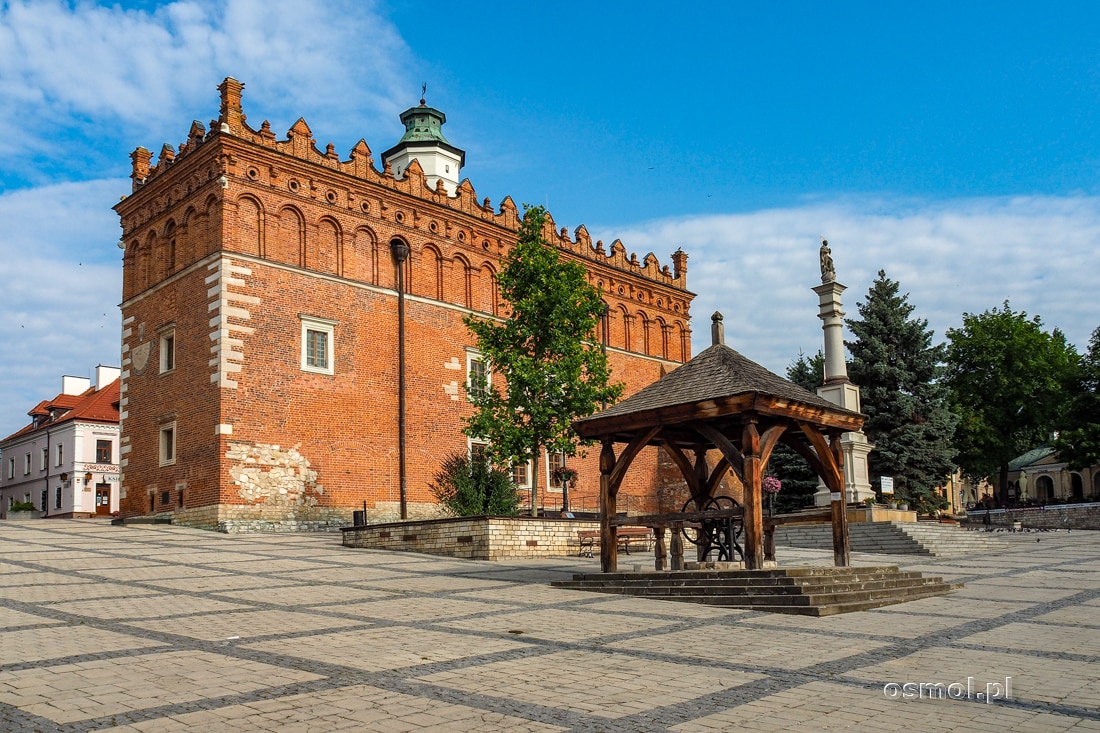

left=0, top=179, right=124, bottom=440
left=0, top=0, right=411, bottom=162
left=597, top=195, right=1100, bottom=376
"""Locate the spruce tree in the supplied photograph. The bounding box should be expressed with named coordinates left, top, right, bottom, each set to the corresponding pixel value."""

left=768, top=351, right=824, bottom=513
left=846, top=270, right=957, bottom=510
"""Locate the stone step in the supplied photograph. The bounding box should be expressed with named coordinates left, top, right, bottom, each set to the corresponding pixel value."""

left=773, top=521, right=1007, bottom=557
left=551, top=566, right=959, bottom=615
left=556, top=572, right=931, bottom=592
left=556, top=576, right=948, bottom=598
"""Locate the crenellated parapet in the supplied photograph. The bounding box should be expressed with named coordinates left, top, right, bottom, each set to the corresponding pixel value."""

left=123, top=77, right=688, bottom=296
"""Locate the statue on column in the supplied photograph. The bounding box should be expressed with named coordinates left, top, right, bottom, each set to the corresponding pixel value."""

left=819, top=238, right=836, bottom=283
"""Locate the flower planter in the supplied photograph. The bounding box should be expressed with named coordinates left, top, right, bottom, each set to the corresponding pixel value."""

left=5, top=510, right=42, bottom=521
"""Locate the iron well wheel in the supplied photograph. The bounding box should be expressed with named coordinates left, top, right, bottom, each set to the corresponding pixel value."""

left=680, top=496, right=745, bottom=561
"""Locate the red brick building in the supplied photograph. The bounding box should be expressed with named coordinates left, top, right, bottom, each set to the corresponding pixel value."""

left=115, top=78, right=694, bottom=531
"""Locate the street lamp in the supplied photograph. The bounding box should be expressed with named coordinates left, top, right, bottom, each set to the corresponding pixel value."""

left=390, top=239, right=410, bottom=521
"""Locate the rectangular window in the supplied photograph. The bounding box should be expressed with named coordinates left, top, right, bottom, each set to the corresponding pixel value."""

left=159, top=329, right=175, bottom=373
left=159, top=423, right=176, bottom=466
left=547, top=451, right=566, bottom=493
left=8, top=457, right=14, bottom=479
left=466, top=350, right=489, bottom=399
left=300, top=316, right=336, bottom=375
left=55, top=443, right=63, bottom=467
left=511, top=460, right=531, bottom=488
left=23, top=453, right=30, bottom=475
left=40, top=447, right=47, bottom=471
left=96, top=440, right=112, bottom=464
left=54, top=487, right=62, bottom=509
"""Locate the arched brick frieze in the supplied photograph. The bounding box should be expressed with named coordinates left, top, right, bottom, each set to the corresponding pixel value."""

left=474, top=262, right=498, bottom=315
left=450, top=253, right=472, bottom=308
left=314, top=217, right=341, bottom=276
left=160, top=220, right=177, bottom=279
left=655, top=316, right=670, bottom=360
left=122, top=240, right=138, bottom=300
left=347, top=226, right=377, bottom=285
left=388, top=236, right=412, bottom=293
left=178, top=206, right=196, bottom=265
left=234, top=195, right=265, bottom=258
left=140, top=232, right=157, bottom=292
left=674, top=320, right=689, bottom=362
left=615, top=304, right=631, bottom=352
left=415, top=243, right=444, bottom=301
left=199, top=193, right=219, bottom=258
left=273, top=205, right=304, bottom=268
left=637, top=310, right=653, bottom=357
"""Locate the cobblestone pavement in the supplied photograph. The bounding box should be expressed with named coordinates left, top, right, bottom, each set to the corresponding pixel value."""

left=1, top=521, right=1099, bottom=732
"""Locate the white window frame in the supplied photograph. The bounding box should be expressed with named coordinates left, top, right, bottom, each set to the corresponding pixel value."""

left=55, top=443, right=63, bottom=467
left=6, top=458, right=12, bottom=480
left=465, top=348, right=490, bottom=400
left=40, top=447, right=47, bottom=471
left=159, top=327, right=176, bottom=374
left=300, top=316, right=337, bottom=375
left=159, top=422, right=177, bottom=466
left=546, top=450, right=566, bottom=494
left=23, top=453, right=30, bottom=475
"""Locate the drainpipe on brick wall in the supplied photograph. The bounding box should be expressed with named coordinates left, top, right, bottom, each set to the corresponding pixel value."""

left=390, top=239, right=410, bottom=521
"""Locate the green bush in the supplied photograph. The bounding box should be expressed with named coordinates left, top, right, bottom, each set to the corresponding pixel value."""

left=9, top=501, right=37, bottom=512
left=429, top=450, right=520, bottom=517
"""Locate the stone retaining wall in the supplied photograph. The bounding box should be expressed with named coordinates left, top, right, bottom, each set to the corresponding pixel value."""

left=968, top=503, right=1100, bottom=530
left=341, top=516, right=601, bottom=560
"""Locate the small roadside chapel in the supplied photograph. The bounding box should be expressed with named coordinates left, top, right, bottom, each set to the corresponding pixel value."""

left=573, top=312, right=865, bottom=574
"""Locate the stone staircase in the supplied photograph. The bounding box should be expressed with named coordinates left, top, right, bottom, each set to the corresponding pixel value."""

left=552, top=566, right=960, bottom=616
left=772, top=521, right=1007, bottom=556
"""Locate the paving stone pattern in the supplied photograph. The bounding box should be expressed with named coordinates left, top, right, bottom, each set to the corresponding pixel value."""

left=1, top=522, right=1099, bottom=732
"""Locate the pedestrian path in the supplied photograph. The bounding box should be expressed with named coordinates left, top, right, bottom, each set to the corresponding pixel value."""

left=1, top=521, right=1098, bottom=731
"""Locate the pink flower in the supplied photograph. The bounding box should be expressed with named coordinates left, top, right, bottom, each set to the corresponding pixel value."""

left=762, top=476, right=782, bottom=494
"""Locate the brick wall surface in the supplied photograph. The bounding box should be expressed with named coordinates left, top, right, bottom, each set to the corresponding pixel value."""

left=115, top=79, right=694, bottom=531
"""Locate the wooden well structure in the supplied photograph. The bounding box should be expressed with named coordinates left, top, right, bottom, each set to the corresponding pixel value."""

left=573, top=314, right=865, bottom=573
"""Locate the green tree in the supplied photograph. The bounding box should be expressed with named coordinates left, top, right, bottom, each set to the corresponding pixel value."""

left=429, top=450, right=520, bottom=516
left=1054, top=325, right=1100, bottom=472
left=768, top=351, right=824, bottom=513
left=945, top=302, right=1079, bottom=502
left=846, top=271, right=957, bottom=510
left=463, top=205, right=623, bottom=516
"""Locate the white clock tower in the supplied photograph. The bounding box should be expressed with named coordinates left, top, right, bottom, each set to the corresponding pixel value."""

left=382, top=94, right=465, bottom=196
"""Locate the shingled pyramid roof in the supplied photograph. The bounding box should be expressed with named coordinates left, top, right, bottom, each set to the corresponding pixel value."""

left=574, top=343, right=863, bottom=439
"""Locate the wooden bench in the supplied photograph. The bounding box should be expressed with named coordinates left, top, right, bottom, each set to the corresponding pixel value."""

left=578, top=528, right=654, bottom=558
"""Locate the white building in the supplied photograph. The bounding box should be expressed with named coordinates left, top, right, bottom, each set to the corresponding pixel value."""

left=0, top=366, right=121, bottom=518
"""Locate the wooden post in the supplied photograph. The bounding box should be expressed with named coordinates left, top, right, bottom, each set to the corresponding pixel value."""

left=830, top=433, right=851, bottom=567
left=742, top=419, right=764, bottom=570
left=653, top=526, right=667, bottom=571
left=599, top=440, right=618, bottom=573
left=670, top=522, right=684, bottom=570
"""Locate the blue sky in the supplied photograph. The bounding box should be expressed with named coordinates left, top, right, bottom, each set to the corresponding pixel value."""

left=1, top=0, right=1098, bottom=439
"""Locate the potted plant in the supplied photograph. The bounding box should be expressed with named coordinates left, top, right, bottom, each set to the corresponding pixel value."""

left=762, top=476, right=782, bottom=517
left=6, top=500, right=41, bottom=520
left=864, top=496, right=876, bottom=508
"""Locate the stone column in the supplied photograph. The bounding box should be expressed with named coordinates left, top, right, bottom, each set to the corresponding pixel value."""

left=812, top=245, right=875, bottom=506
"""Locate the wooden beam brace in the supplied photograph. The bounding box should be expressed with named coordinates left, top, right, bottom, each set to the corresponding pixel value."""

left=609, top=426, right=661, bottom=491
left=692, top=423, right=745, bottom=482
